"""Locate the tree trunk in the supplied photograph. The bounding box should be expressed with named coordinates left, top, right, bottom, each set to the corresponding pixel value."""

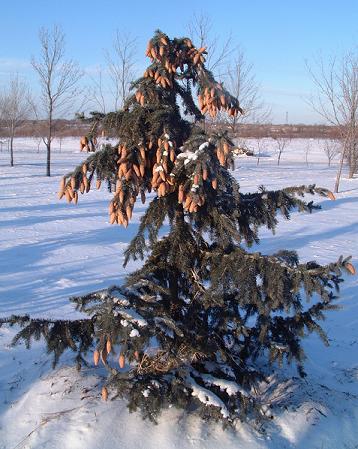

left=334, top=146, right=346, bottom=193
left=10, top=135, right=14, bottom=167
left=46, top=111, right=53, bottom=177
left=345, top=139, right=357, bottom=178
left=46, top=142, right=51, bottom=176
left=348, top=157, right=356, bottom=178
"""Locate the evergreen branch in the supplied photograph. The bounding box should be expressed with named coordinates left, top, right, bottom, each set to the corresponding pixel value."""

left=1, top=315, right=94, bottom=369
left=123, top=196, right=169, bottom=266
left=236, top=184, right=334, bottom=245
left=174, top=80, right=203, bottom=120
left=59, top=144, right=119, bottom=202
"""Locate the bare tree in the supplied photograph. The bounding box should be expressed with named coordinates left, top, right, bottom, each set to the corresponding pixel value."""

left=88, top=66, right=108, bottom=113
left=0, top=93, right=6, bottom=150
left=31, top=25, right=82, bottom=176
left=306, top=50, right=358, bottom=192
left=27, top=98, right=45, bottom=152
left=187, top=15, right=271, bottom=135
left=273, top=136, right=291, bottom=166
left=304, top=139, right=312, bottom=167
left=105, top=31, right=137, bottom=110
left=224, top=49, right=271, bottom=135
left=187, top=13, right=234, bottom=77
left=255, top=129, right=267, bottom=166
left=323, top=138, right=341, bottom=167
left=0, top=74, right=31, bottom=166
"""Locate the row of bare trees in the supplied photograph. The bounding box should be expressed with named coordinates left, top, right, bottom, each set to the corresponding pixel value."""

left=0, top=18, right=269, bottom=176
left=0, top=17, right=356, bottom=193
left=0, top=28, right=148, bottom=173
left=192, top=13, right=357, bottom=193
left=0, top=26, right=82, bottom=174
left=239, top=136, right=341, bottom=168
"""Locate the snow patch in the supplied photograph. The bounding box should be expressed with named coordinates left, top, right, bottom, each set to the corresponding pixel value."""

left=199, top=142, right=210, bottom=151
left=186, top=375, right=230, bottom=419
left=130, top=329, right=140, bottom=338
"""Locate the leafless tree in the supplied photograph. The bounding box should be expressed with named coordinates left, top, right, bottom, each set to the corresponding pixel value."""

left=323, top=138, right=341, bottom=167
left=187, top=13, right=234, bottom=77
left=27, top=100, right=45, bottom=152
left=105, top=31, right=137, bottom=110
left=304, top=139, right=313, bottom=167
left=187, top=15, right=271, bottom=134
left=0, top=74, right=31, bottom=166
left=31, top=25, right=82, bottom=176
left=224, top=49, right=271, bottom=134
left=273, top=136, right=291, bottom=166
left=89, top=66, right=108, bottom=113
left=0, top=94, right=6, bottom=147
left=255, top=130, right=267, bottom=166
left=306, top=50, right=358, bottom=192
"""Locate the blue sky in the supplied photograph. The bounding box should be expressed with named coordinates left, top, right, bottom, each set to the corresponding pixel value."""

left=1, top=0, right=357, bottom=123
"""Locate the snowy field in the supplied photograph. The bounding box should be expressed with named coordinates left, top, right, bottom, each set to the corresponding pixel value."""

left=0, top=137, right=358, bottom=449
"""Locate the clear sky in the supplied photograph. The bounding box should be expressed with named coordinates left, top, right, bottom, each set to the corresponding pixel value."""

left=1, top=0, right=357, bottom=123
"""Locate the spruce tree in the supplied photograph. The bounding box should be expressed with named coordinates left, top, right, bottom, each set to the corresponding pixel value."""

left=2, top=31, right=355, bottom=424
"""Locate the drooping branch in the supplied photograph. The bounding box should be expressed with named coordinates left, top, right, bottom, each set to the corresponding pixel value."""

left=1, top=315, right=94, bottom=369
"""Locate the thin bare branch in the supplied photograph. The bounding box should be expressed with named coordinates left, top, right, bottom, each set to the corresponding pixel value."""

left=105, top=31, right=137, bottom=110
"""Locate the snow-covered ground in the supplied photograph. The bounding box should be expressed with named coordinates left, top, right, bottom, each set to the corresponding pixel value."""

left=0, top=137, right=358, bottom=449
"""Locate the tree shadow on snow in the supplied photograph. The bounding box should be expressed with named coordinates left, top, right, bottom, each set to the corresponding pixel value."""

left=0, top=218, right=169, bottom=317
